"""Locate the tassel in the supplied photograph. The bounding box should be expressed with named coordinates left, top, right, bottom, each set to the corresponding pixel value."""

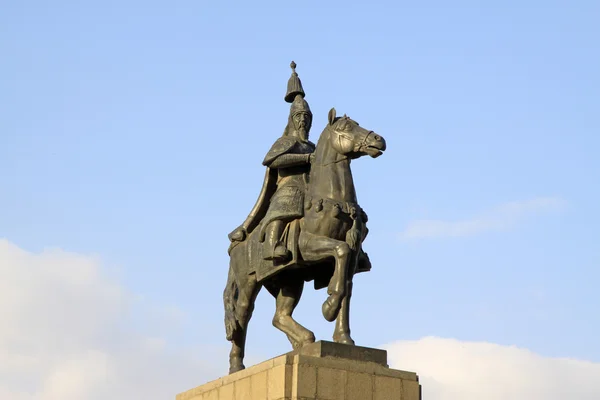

left=346, top=206, right=361, bottom=251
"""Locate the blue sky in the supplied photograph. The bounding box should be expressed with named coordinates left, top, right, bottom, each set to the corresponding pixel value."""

left=1, top=1, right=599, bottom=398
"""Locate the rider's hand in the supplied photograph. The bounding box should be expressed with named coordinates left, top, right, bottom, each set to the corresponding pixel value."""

left=309, top=153, right=315, bottom=164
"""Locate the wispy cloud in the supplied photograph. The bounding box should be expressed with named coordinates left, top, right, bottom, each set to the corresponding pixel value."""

left=399, top=197, right=566, bottom=240
left=385, top=337, right=600, bottom=400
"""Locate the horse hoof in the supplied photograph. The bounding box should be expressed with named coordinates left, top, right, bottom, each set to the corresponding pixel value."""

left=229, top=357, right=245, bottom=374
left=322, top=295, right=341, bottom=322
left=229, top=364, right=245, bottom=374
left=333, top=334, right=355, bottom=346
left=287, top=335, right=301, bottom=350
left=299, top=332, right=316, bottom=348
left=288, top=331, right=315, bottom=350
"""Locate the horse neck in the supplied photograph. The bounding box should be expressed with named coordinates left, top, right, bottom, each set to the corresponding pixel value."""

left=309, top=128, right=357, bottom=203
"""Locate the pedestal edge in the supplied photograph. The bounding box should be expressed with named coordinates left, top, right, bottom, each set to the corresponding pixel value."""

left=176, top=347, right=418, bottom=399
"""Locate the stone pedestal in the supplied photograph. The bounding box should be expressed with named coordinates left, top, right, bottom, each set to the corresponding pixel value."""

left=176, top=341, right=421, bottom=400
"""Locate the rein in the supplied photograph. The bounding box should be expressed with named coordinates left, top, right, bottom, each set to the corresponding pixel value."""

left=317, top=156, right=349, bottom=167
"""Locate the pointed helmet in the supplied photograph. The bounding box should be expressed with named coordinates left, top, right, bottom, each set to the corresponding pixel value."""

left=285, top=61, right=312, bottom=117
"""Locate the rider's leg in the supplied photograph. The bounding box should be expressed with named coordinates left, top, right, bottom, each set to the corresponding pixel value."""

left=263, top=220, right=290, bottom=261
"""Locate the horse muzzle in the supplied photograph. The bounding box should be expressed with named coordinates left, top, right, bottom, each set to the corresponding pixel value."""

left=363, top=134, right=386, bottom=158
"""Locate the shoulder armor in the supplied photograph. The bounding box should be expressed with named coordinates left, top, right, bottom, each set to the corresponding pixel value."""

left=262, top=137, right=298, bottom=166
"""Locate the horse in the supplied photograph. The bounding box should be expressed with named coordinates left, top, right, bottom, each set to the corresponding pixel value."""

left=223, top=107, right=386, bottom=373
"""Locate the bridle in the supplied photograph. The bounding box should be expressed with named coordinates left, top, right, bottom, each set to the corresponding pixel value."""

left=314, top=125, right=373, bottom=167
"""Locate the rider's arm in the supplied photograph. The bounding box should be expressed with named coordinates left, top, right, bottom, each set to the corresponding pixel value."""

left=267, top=153, right=311, bottom=168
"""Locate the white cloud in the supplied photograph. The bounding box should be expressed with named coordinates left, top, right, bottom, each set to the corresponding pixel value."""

left=400, top=197, right=566, bottom=240
left=385, top=337, right=600, bottom=400
left=0, top=239, right=223, bottom=400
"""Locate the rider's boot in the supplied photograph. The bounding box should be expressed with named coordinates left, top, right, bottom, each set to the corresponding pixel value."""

left=357, top=249, right=372, bottom=272
left=263, top=220, right=290, bottom=262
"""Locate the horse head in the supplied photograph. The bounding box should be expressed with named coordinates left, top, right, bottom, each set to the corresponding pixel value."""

left=324, top=107, right=386, bottom=160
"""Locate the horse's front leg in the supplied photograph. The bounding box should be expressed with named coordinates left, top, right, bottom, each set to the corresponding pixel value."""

left=299, top=231, right=350, bottom=322
left=333, top=276, right=355, bottom=345
left=334, top=215, right=368, bottom=344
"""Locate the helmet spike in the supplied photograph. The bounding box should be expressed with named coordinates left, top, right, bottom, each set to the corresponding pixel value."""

left=285, top=61, right=305, bottom=103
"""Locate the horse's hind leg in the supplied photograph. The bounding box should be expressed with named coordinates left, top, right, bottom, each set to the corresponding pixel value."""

left=267, top=279, right=315, bottom=349
left=229, top=271, right=260, bottom=374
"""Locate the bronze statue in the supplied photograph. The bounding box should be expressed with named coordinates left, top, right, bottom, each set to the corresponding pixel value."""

left=224, top=62, right=386, bottom=374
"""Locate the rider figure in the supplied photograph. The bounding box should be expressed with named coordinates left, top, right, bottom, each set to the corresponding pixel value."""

left=228, top=62, right=315, bottom=263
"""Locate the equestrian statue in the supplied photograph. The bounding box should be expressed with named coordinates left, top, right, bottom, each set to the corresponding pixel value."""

left=224, top=62, right=387, bottom=374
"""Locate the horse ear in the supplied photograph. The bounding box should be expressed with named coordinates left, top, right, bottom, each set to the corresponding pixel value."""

left=328, top=108, right=337, bottom=125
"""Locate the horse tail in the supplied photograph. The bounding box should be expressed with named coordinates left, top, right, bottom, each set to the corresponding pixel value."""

left=223, top=263, right=239, bottom=341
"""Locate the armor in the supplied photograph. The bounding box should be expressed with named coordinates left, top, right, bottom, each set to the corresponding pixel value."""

left=260, top=136, right=314, bottom=261
left=228, top=62, right=315, bottom=263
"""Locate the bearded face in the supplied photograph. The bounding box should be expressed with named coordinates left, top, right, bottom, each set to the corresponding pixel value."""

left=292, top=112, right=312, bottom=141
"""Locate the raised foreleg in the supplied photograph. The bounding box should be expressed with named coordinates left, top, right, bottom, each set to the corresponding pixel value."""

left=299, top=230, right=351, bottom=322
